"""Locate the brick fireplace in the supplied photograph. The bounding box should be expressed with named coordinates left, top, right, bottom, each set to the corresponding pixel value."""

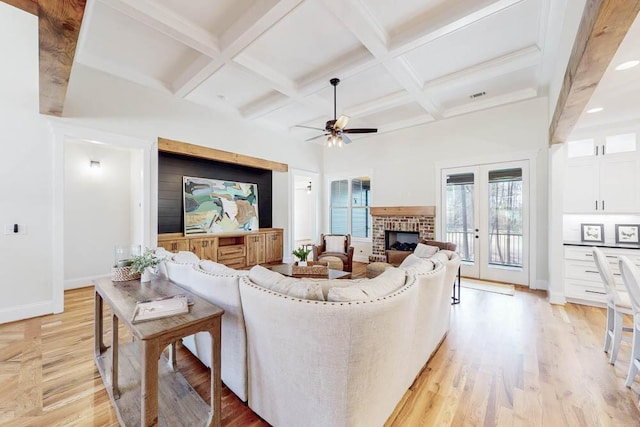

left=369, top=206, right=436, bottom=262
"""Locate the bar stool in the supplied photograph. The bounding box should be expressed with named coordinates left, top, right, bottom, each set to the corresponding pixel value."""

left=592, top=248, right=633, bottom=364
left=618, top=256, right=640, bottom=387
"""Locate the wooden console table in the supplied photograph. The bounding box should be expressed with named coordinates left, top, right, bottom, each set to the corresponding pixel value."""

left=93, top=277, right=224, bottom=426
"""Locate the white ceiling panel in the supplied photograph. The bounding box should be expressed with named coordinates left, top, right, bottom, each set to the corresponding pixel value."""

left=359, top=102, right=429, bottom=126
left=363, top=0, right=479, bottom=36
left=239, top=1, right=369, bottom=82
left=186, top=64, right=276, bottom=111
left=431, top=67, right=537, bottom=111
left=260, top=102, right=327, bottom=129
left=158, top=0, right=257, bottom=37
left=403, top=0, right=540, bottom=83
left=81, top=1, right=200, bottom=85
left=313, top=65, right=404, bottom=111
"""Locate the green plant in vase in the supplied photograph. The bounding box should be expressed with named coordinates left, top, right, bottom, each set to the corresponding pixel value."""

left=130, top=248, right=161, bottom=282
left=292, top=247, right=312, bottom=266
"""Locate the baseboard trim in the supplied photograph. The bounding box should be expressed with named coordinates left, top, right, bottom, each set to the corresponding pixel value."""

left=65, top=274, right=109, bottom=290
left=0, top=300, right=55, bottom=324
left=531, top=279, right=548, bottom=290
left=353, top=254, right=369, bottom=263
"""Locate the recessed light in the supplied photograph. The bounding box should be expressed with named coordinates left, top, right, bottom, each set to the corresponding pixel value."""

left=586, top=107, right=604, bottom=114
left=615, top=60, right=639, bottom=71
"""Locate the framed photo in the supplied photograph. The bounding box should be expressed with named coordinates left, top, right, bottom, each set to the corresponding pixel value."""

left=581, top=223, right=604, bottom=243
left=615, top=224, right=640, bottom=244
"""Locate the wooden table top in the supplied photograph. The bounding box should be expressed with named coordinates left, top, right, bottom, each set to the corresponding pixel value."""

left=93, top=277, right=224, bottom=341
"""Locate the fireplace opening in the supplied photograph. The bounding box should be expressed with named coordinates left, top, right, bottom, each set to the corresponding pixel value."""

left=385, top=231, right=419, bottom=251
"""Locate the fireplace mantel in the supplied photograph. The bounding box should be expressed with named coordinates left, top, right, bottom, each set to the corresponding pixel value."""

left=371, top=206, right=435, bottom=217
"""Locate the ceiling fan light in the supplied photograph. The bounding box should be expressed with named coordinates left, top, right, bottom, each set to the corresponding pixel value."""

left=327, top=136, right=332, bottom=147
left=337, top=136, right=343, bottom=148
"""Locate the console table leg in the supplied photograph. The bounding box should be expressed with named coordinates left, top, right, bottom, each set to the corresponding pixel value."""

left=94, top=292, right=106, bottom=357
left=141, top=339, right=160, bottom=427
left=168, top=341, right=177, bottom=372
left=111, top=313, right=119, bottom=399
left=207, top=319, right=222, bottom=427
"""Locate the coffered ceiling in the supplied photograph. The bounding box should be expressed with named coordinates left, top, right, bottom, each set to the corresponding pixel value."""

left=74, top=0, right=566, bottom=140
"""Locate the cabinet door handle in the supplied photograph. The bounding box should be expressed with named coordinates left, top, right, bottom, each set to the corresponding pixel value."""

left=595, top=145, right=599, bottom=156
left=585, top=270, right=599, bottom=274
left=595, top=200, right=598, bottom=210
left=585, top=290, right=606, bottom=295
left=602, top=145, right=605, bottom=155
left=602, top=200, right=604, bottom=211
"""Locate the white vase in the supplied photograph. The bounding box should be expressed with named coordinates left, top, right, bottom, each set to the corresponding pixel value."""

left=298, top=261, right=307, bottom=267
left=141, top=267, right=153, bottom=282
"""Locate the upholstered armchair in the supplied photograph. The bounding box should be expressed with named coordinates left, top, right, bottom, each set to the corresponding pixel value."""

left=313, top=234, right=355, bottom=272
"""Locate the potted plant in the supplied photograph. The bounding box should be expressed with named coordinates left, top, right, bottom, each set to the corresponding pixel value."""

left=292, top=247, right=312, bottom=266
left=130, top=248, right=161, bottom=282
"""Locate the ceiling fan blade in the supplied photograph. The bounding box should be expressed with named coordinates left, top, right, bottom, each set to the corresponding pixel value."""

left=343, top=128, right=377, bottom=134
left=295, top=124, right=325, bottom=131
left=341, top=134, right=352, bottom=144
left=334, top=115, right=349, bottom=130
left=305, top=134, right=328, bottom=142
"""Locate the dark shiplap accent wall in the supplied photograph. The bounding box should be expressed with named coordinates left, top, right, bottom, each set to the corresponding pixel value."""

left=158, top=151, right=273, bottom=234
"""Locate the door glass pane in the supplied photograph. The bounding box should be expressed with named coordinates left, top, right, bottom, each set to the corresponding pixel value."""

left=605, top=133, right=636, bottom=154
left=487, top=168, right=523, bottom=268
left=446, top=173, right=475, bottom=262
left=351, top=178, right=370, bottom=207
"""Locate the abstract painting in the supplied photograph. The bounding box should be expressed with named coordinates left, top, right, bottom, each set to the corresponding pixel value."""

left=183, top=176, right=259, bottom=235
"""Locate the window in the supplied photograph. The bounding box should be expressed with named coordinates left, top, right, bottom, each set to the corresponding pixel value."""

left=330, top=177, right=371, bottom=238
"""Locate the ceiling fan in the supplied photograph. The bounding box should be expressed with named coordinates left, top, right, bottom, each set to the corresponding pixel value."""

left=296, top=78, right=377, bottom=147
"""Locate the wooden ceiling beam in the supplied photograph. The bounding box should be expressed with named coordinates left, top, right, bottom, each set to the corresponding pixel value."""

left=1, top=0, right=37, bottom=15
left=37, top=0, right=86, bottom=116
left=549, top=0, right=640, bottom=145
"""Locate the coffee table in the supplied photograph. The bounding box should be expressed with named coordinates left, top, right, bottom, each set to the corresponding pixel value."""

left=270, top=263, right=351, bottom=279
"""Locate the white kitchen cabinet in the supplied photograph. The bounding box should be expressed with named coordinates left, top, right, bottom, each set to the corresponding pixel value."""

left=564, top=133, right=639, bottom=213
left=563, top=245, right=640, bottom=306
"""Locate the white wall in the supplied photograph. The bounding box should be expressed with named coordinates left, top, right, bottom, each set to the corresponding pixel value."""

left=0, top=6, right=55, bottom=322
left=323, top=98, right=550, bottom=285
left=64, top=140, right=133, bottom=289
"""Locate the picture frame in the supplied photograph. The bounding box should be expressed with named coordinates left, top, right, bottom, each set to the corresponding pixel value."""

left=581, top=223, right=604, bottom=243
left=615, top=224, right=640, bottom=244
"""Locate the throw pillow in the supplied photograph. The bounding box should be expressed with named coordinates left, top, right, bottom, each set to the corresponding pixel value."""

left=430, top=252, right=449, bottom=265
left=249, top=265, right=286, bottom=288
left=325, top=235, right=346, bottom=253
left=399, top=254, right=435, bottom=272
left=327, top=268, right=406, bottom=302
left=413, top=243, right=439, bottom=258
left=199, top=260, right=246, bottom=275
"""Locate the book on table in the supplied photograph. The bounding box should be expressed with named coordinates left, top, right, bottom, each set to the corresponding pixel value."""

left=131, top=294, right=189, bottom=323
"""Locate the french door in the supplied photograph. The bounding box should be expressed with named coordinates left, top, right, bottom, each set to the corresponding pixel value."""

left=441, top=160, right=529, bottom=285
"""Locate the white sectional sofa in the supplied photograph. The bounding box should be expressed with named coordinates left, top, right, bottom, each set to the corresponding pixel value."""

left=157, top=248, right=460, bottom=426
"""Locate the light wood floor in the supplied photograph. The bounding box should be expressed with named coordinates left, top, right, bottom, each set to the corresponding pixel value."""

left=1, top=263, right=639, bottom=426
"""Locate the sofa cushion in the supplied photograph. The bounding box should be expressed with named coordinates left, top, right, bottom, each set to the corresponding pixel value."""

left=249, top=265, right=324, bottom=301
left=199, top=260, right=247, bottom=275
left=173, top=251, right=200, bottom=263
left=315, top=278, right=365, bottom=299
left=413, top=243, right=439, bottom=258
left=327, top=268, right=406, bottom=302
left=325, top=235, right=346, bottom=253
left=399, top=254, right=435, bottom=272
